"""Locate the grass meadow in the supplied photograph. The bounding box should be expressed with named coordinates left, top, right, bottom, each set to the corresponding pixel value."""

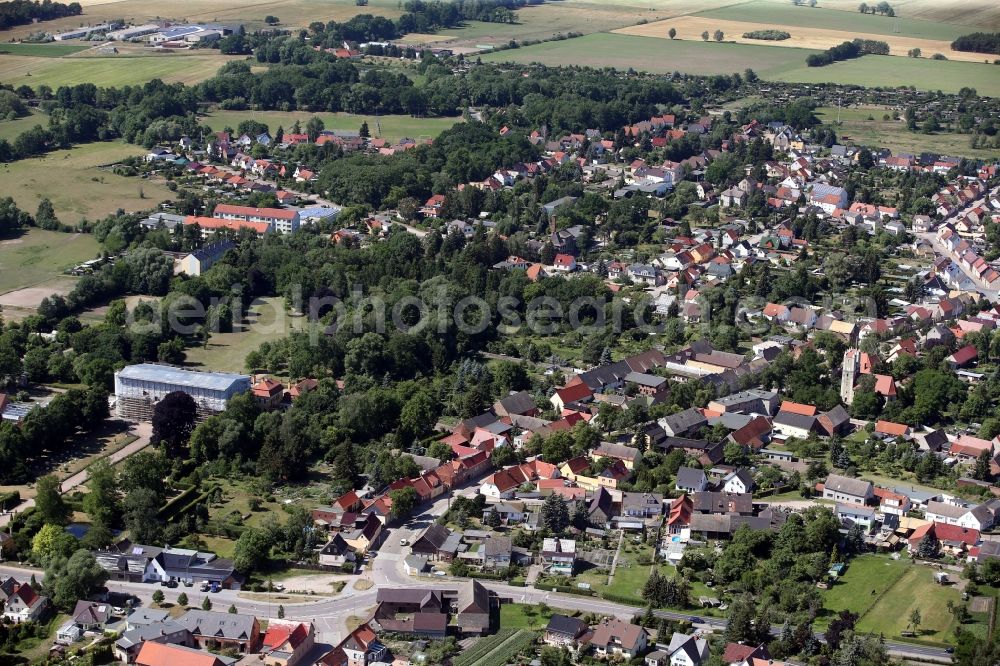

left=0, top=141, right=172, bottom=222
left=0, top=229, right=98, bottom=295
left=0, top=43, right=90, bottom=57
left=183, top=296, right=310, bottom=374
left=815, top=106, right=996, bottom=160
left=200, top=110, right=462, bottom=144
left=0, top=53, right=239, bottom=88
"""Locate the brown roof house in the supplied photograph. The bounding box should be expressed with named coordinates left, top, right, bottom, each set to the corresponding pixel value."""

left=588, top=618, right=648, bottom=659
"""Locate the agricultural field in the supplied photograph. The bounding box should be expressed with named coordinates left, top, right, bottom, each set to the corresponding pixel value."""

left=0, top=52, right=239, bottom=88
left=453, top=629, right=535, bottom=666
left=815, top=106, right=996, bottom=160
left=693, top=1, right=970, bottom=40
left=199, top=111, right=462, bottom=144
left=0, top=0, right=403, bottom=40
left=615, top=16, right=992, bottom=62
left=775, top=54, right=1000, bottom=97
left=0, top=229, right=98, bottom=296
left=0, top=42, right=90, bottom=57
left=401, top=1, right=675, bottom=51
left=0, top=141, right=172, bottom=222
left=481, top=33, right=819, bottom=79
left=483, top=33, right=1000, bottom=96
left=183, top=296, right=309, bottom=374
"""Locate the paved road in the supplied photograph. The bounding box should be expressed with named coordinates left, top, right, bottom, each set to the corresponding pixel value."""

left=0, top=480, right=955, bottom=662
left=0, top=422, right=152, bottom=529
left=917, top=230, right=1000, bottom=300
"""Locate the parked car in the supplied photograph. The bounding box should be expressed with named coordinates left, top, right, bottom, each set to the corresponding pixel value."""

left=400, top=538, right=410, bottom=546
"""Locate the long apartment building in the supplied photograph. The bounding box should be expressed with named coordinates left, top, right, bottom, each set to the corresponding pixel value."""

left=213, top=204, right=300, bottom=234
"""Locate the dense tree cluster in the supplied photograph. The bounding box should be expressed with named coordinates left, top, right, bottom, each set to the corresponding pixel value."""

left=950, top=32, right=1000, bottom=55
left=0, top=0, right=81, bottom=29
left=806, top=39, right=889, bottom=66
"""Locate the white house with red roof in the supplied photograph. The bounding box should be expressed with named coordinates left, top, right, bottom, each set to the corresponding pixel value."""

left=2, top=581, right=47, bottom=623
left=551, top=253, right=577, bottom=272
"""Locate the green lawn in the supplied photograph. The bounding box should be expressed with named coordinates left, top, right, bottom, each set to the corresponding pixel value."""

left=0, top=229, right=98, bottom=295
left=0, top=43, right=90, bottom=57
left=816, top=106, right=996, bottom=160
left=0, top=141, right=173, bottom=222
left=199, top=110, right=461, bottom=144
left=0, top=53, right=239, bottom=88
left=821, top=555, right=909, bottom=623
left=0, top=111, right=49, bottom=142
left=499, top=603, right=554, bottom=630
left=694, top=1, right=971, bottom=40
left=856, top=564, right=981, bottom=643
left=183, top=297, right=310, bottom=374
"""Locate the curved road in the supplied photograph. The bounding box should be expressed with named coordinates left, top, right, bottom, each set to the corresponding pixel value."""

left=0, top=488, right=954, bottom=664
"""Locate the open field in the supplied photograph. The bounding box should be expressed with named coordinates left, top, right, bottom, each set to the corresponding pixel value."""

left=0, top=141, right=172, bottom=222
left=400, top=1, right=675, bottom=51
left=0, top=0, right=403, bottom=39
left=0, top=229, right=98, bottom=296
left=483, top=33, right=1000, bottom=96
left=0, top=52, right=239, bottom=88
left=183, top=296, right=308, bottom=373
left=789, top=0, right=1000, bottom=30
left=482, top=33, right=819, bottom=78
left=0, top=43, right=90, bottom=57
left=821, top=555, right=909, bottom=622
left=0, top=111, right=49, bottom=142
left=856, top=564, right=978, bottom=643
left=815, top=106, right=997, bottom=160
left=693, top=1, right=971, bottom=40
left=775, top=54, right=1000, bottom=97
left=199, top=110, right=461, bottom=144
left=615, top=16, right=994, bottom=63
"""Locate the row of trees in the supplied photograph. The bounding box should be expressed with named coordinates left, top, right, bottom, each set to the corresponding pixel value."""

left=857, top=2, right=894, bottom=16
left=0, top=0, right=81, bottom=29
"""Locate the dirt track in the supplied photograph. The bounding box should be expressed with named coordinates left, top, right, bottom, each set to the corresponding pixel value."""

left=614, top=15, right=995, bottom=63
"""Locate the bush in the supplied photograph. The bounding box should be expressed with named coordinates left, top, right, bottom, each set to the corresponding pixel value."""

left=742, top=30, right=791, bottom=41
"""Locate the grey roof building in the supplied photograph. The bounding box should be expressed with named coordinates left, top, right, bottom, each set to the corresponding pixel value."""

left=114, top=364, right=251, bottom=421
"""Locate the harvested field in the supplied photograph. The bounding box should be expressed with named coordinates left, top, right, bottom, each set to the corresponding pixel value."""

left=615, top=16, right=995, bottom=62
